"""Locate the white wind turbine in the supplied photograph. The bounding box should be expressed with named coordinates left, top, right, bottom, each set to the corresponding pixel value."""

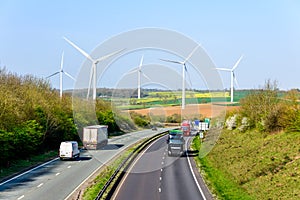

left=127, top=55, right=151, bottom=99
left=64, top=37, right=124, bottom=100
left=47, top=51, right=75, bottom=98
left=216, top=55, right=243, bottom=103
left=160, top=45, right=199, bottom=109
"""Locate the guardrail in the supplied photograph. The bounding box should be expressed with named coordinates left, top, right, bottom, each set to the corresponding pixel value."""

left=95, top=131, right=168, bottom=200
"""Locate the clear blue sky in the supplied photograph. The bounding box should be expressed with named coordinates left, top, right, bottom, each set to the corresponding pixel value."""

left=0, top=0, right=300, bottom=90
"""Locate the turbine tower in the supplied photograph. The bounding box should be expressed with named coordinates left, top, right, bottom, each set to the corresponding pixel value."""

left=47, top=51, right=75, bottom=98
left=127, top=55, right=151, bottom=99
left=160, top=45, right=199, bottom=109
left=64, top=37, right=124, bottom=100
left=216, top=55, right=243, bottom=103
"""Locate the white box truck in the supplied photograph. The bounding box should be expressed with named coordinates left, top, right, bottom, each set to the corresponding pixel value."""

left=59, top=141, right=80, bottom=160
left=83, top=125, right=108, bottom=150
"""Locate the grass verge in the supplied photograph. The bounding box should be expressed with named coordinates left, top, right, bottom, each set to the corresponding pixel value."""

left=191, top=129, right=300, bottom=200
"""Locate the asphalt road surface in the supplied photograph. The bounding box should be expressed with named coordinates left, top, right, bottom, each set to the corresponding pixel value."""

left=112, top=134, right=213, bottom=200
left=0, top=128, right=170, bottom=200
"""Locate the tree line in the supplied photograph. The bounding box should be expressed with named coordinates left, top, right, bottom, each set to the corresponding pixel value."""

left=225, top=80, right=300, bottom=133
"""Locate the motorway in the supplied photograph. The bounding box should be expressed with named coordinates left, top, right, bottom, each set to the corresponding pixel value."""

left=0, top=129, right=169, bottom=200
left=112, top=134, right=213, bottom=200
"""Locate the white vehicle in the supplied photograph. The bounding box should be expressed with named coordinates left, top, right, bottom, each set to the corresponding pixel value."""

left=83, top=125, right=108, bottom=150
left=59, top=141, right=80, bottom=160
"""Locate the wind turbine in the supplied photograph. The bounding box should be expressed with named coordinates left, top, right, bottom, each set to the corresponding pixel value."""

left=216, top=55, right=243, bottom=103
left=160, top=45, right=199, bottom=109
left=47, top=51, right=75, bottom=98
left=127, top=55, right=151, bottom=99
left=64, top=37, right=124, bottom=100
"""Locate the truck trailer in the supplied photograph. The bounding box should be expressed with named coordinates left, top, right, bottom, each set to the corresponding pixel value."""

left=82, top=125, right=108, bottom=150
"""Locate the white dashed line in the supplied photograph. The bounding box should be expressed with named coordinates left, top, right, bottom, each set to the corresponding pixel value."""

left=158, top=188, right=162, bottom=193
left=159, top=177, right=162, bottom=181
left=17, top=195, right=25, bottom=200
left=56, top=173, right=60, bottom=176
left=67, top=166, right=71, bottom=169
left=161, top=161, right=164, bottom=165
left=37, top=183, right=44, bottom=188
left=161, top=168, right=163, bottom=172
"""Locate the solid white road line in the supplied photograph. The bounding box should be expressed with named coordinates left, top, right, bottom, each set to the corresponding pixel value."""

left=17, top=195, right=25, bottom=200
left=111, top=137, right=160, bottom=200
left=37, top=183, right=44, bottom=188
left=186, top=137, right=207, bottom=200
left=0, top=158, right=59, bottom=186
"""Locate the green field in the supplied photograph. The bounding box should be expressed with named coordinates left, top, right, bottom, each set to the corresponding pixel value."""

left=192, top=130, right=300, bottom=200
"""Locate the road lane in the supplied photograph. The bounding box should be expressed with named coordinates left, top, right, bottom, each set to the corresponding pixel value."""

left=113, top=134, right=211, bottom=200
left=0, top=128, right=170, bottom=200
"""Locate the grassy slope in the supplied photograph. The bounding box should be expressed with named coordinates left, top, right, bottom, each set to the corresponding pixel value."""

left=192, top=130, right=300, bottom=200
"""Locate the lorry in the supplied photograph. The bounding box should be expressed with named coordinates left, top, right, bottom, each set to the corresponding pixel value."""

left=82, top=125, right=108, bottom=150
left=59, top=141, right=80, bottom=160
left=167, top=130, right=185, bottom=156
left=193, top=119, right=210, bottom=133
left=181, top=120, right=191, bottom=136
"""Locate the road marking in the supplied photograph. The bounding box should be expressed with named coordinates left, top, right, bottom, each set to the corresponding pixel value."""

left=37, top=183, right=44, bottom=188
left=65, top=130, right=172, bottom=200
left=162, top=156, right=165, bottom=160
left=111, top=136, right=160, bottom=200
left=161, top=161, right=164, bottom=165
left=67, top=166, right=71, bottom=169
left=56, top=173, right=60, bottom=176
left=17, top=195, right=25, bottom=200
left=0, top=158, right=59, bottom=186
left=158, top=188, right=161, bottom=193
left=161, top=168, right=163, bottom=172
left=159, top=177, right=162, bottom=181
left=186, top=137, right=207, bottom=200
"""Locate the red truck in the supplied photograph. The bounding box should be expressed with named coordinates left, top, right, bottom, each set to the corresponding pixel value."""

left=181, top=120, right=191, bottom=136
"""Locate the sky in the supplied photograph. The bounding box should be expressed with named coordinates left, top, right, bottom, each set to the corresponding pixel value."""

left=0, top=0, right=300, bottom=91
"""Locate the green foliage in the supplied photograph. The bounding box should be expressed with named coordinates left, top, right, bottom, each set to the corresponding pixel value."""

left=0, top=68, right=79, bottom=168
left=197, top=129, right=300, bottom=199
left=129, top=111, right=150, bottom=128
left=229, top=80, right=300, bottom=133
left=166, top=113, right=182, bottom=123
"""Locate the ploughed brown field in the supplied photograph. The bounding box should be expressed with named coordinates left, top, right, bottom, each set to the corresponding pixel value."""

left=130, top=103, right=239, bottom=118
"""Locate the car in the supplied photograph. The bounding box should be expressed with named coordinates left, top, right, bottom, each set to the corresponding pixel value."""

left=59, top=141, right=80, bottom=160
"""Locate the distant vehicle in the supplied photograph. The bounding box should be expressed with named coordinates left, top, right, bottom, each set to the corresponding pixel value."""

left=151, top=126, right=157, bottom=131
left=194, top=118, right=210, bottom=133
left=181, top=120, right=191, bottom=136
left=59, top=141, right=80, bottom=160
left=167, top=130, right=185, bottom=156
left=83, top=125, right=108, bottom=150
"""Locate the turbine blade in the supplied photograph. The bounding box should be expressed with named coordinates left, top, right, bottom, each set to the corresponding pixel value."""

left=216, top=68, right=231, bottom=71
left=46, top=71, right=60, bottom=78
left=184, top=44, right=200, bottom=63
left=232, top=55, right=243, bottom=71
left=139, top=55, right=144, bottom=68
left=159, top=59, right=182, bottom=65
left=126, top=68, right=138, bottom=75
left=87, top=66, right=94, bottom=99
left=63, top=37, right=94, bottom=62
left=233, top=72, right=239, bottom=88
left=141, top=72, right=151, bottom=81
left=96, top=48, right=125, bottom=63
left=184, top=63, right=188, bottom=72
left=64, top=71, right=75, bottom=81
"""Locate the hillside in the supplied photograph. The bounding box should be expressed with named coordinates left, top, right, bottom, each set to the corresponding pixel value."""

left=195, top=129, right=300, bottom=199
left=192, top=81, right=300, bottom=199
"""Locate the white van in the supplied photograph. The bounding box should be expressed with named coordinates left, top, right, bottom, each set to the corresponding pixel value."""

left=59, top=141, right=80, bottom=160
